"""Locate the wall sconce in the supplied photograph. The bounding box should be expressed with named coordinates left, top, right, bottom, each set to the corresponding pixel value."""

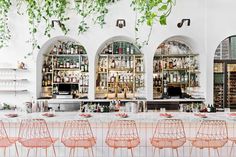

left=52, top=20, right=62, bottom=28
left=116, top=19, right=126, bottom=28
left=177, top=19, right=191, bottom=28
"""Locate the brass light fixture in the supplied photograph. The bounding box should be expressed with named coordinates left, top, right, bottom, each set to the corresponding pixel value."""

left=177, top=19, right=191, bottom=28
left=116, top=19, right=126, bottom=28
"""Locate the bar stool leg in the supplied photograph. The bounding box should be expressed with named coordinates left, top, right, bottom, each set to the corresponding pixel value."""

left=69, top=148, right=72, bottom=157
left=208, top=148, right=211, bottom=157
left=91, top=148, right=94, bottom=157
left=86, top=148, right=90, bottom=157
left=230, top=142, right=234, bottom=157
left=176, top=148, right=179, bottom=157
left=130, top=148, right=134, bottom=157
left=27, top=149, right=30, bottom=157
left=172, top=149, right=174, bottom=157
left=216, top=148, right=220, bottom=157
left=153, top=148, right=156, bottom=157
left=45, top=148, right=48, bottom=157
left=36, top=148, right=38, bottom=157
left=4, top=147, right=6, bottom=157
left=15, top=143, right=19, bottom=157
left=189, top=146, right=193, bottom=157
left=52, top=144, right=57, bottom=157
left=113, top=148, right=116, bottom=157
left=73, top=148, right=75, bottom=157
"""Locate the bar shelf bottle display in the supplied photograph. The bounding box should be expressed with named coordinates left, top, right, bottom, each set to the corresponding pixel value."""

left=41, top=40, right=89, bottom=99
left=96, top=41, right=145, bottom=99
left=153, top=40, right=200, bottom=99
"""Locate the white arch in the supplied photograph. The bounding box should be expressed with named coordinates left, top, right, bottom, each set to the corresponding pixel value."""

left=36, top=36, right=88, bottom=98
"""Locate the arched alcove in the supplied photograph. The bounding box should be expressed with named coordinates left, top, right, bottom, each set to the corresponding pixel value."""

left=153, top=36, right=200, bottom=99
left=213, top=35, right=236, bottom=108
left=36, top=36, right=89, bottom=99
left=95, top=36, right=145, bottom=100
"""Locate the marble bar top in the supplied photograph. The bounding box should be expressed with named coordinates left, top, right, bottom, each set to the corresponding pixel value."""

left=37, top=98, right=205, bottom=103
left=0, top=111, right=235, bottom=123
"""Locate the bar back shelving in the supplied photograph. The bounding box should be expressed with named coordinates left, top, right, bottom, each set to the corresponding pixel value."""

left=95, top=41, right=145, bottom=100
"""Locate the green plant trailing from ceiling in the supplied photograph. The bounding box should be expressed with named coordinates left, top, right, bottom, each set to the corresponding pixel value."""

left=17, top=0, right=70, bottom=55
left=74, top=0, right=119, bottom=35
left=131, top=0, right=176, bottom=46
left=0, top=0, right=11, bottom=49
left=0, top=0, right=176, bottom=52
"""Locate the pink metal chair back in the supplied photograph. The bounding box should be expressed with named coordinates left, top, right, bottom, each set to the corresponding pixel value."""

left=18, top=119, right=54, bottom=145
left=152, top=119, right=186, bottom=141
left=106, top=120, right=140, bottom=148
left=61, top=120, right=96, bottom=148
left=196, top=120, right=228, bottom=142
left=189, top=120, right=228, bottom=157
left=0, top=120, right=10, bottom=145
left=0, top=120, right=19, bottom=157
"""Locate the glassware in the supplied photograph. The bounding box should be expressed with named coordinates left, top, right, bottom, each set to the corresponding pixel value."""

left=224, top=108, right=230, bottom=113
left=160, top=108, right=166, bottom=113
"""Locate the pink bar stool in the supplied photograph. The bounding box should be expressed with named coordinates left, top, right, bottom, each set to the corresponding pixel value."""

left=189, top=120, right=228, bottom=157
left=0, top=120, right=19, bottom=157
left=18, top=119, right=58, bottom=157
left=150, top=119, right=186, bottom=157
left=105, top=120, right=140, bottom=157
left=61, top=120, right=96, bottom=157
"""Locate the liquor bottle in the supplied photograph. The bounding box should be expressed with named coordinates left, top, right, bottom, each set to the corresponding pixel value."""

left=47, top=74, right=51, bottom=86
left=56, top=73, right=61, bottom=83
left=118, top=42, right=122, bottom=54
left=126, top=44, right=130, bottom=54
left=104, top=46, right=109, bottom=54
left=70, top=44, right=74, bottom=54
left=130, top=46, right=134, bottom=54
left=52, top=45, right=57, bottom=54
left=110, top=74, right=115, bottom=83
left=207, top=104, right=211, bottom=113
left=42, top=76, right=45, bottom=87
left=111, top=59, right=116, bottom=68
left=184, top=73, right=188, bottom=82
left=42, top=61, right=46, bottom=72
left=58, top=45, right=63, bottom=54
left=108, top=45, right=112, bottom=54
left=79, top=46, right=83, bottom=54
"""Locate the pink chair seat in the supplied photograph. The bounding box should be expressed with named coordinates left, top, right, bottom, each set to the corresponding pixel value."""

left=106, top=137, right=140, bottom=148
left=0, top=137, right=18, bottom=147
left=62, top=137, right=96, bottom=148
left=190, top=138, right=227, bottom=149
left=150, top=137, right=186, bottom=149
left=19, top=137, right=57, bottom=148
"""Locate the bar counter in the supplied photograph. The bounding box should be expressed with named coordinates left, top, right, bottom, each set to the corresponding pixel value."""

left=1, top=111, right=236, bottom=157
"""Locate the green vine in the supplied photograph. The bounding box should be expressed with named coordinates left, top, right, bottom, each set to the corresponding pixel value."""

left=43, top=0, right=70, bottom=38
left=17, top=0, right=70, bottom=56
left=75, top=0, right=118, bottom=35
left=0, top=0, right=11, bottom=49
left=0, top=0, right=176, bottom=53
left=131, top=0, right=176, bottom=46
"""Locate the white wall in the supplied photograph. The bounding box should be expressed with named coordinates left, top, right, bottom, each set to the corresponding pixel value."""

left=0, top=0, right=231, bottom=106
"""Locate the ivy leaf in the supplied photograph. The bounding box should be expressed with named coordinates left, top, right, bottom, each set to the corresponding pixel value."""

left=159, top=5, right=167, bottom=11
left=159, top=15, right=167, bottom=25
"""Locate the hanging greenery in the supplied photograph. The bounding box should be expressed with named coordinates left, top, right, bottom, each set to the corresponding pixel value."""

left=74, top=0, right=118, bottom=34
left=0, top=0, right=11, bottom=49
left=17, top=0, right=70, bottom=56
left=131, top=0, right=176, bottom=46
left=0, top=0, right=176, bottom=52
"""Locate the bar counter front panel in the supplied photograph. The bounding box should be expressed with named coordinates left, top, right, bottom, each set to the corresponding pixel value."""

left=1, top=111, right=236, bottom=157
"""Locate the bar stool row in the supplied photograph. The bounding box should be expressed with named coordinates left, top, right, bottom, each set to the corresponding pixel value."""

left=0, top=119, right=235, bottom=157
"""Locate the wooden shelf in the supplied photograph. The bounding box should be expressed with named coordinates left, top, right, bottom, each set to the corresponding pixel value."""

left=154, top=54, right=199, bottom=57
left=0, top=68, right=28, bottom=71
left=44, top=54, right=87, bottom=57
left=0, top=79, right=27, bottom=81
left=0, top=90, right=28, bottom=92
